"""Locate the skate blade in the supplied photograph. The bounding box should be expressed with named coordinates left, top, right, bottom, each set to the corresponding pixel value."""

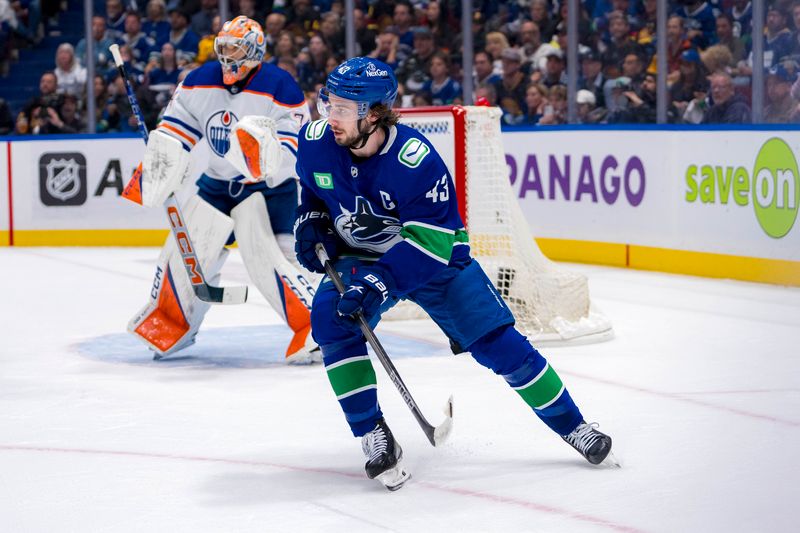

left=600, top=451, right=622, bottom=468
left=376, top=465, right=411, bottom=491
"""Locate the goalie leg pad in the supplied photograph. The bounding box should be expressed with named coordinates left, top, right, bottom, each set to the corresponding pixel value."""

left=129, top=195, right=234, bottom=355
left=141, top=129, right=191, bottom=207
left=231, top=193, right=319, bottom=363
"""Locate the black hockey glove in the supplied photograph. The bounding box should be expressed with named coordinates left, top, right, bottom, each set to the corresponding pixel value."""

left=294, top=209, right=339, bottom=273
left=336, top=265, right=395, bottom=328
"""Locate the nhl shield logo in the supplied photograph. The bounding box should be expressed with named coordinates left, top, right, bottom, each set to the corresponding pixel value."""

left=205, top=110, right=239, bottom=156
left=39, top=152, right=87, bottom=206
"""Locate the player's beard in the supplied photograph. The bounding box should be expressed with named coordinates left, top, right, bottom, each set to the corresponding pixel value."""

left=331, top=119, right=368, bottom=148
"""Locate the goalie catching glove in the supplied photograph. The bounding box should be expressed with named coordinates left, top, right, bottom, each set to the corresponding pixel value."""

left=224, top=115, right=283, bottom=184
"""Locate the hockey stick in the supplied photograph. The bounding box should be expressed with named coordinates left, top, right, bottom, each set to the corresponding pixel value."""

left=109, top=44, right=247, bottom=305
left=315, top=244, right=453, bottom=447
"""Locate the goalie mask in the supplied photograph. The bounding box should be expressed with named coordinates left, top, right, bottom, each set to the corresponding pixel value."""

left=215, top=16, right=266, bottom=85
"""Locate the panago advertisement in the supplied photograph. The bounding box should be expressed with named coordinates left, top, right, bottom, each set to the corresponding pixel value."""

left=503, top=128, right=800, bottom=284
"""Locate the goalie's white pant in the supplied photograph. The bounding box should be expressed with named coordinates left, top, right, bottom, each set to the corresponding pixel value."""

left=128, top=194, right=319, bottom=363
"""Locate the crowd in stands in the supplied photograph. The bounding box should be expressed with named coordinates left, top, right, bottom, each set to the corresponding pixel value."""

left=1, top=0, right=799, bottom=135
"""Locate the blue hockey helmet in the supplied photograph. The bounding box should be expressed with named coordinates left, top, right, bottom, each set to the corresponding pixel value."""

left=318, top=57, right=398, bottom=120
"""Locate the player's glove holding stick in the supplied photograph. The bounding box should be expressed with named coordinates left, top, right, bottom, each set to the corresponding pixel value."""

left=294, top=209, right=340, bottom=273
left=336, top=265, right=395, bottom=328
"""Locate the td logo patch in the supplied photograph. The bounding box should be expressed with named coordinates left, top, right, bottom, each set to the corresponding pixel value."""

left=39, top=152, right=87, bottom=206
left=314, top=172, right=334, bottom=189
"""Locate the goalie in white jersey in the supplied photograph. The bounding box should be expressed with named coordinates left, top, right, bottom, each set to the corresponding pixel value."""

left=127, top=16, right=319, bottom=363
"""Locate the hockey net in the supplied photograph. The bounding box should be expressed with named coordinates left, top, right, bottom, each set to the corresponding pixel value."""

left=388, top=105, right=613, bottom=345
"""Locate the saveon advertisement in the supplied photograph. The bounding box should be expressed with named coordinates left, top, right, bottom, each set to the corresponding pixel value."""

left=503, top=128, right=799, bottom=282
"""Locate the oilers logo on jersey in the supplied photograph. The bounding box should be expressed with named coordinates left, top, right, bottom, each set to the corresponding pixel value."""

left=205, top=110, right=239, bottom=156
left=335, top=196, right=402, bottom=253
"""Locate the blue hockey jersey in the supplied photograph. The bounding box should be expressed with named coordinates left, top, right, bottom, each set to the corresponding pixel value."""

left=296, top=120, right=471, bottom=296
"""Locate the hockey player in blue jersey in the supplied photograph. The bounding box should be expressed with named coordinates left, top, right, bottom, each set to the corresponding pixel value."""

left=293, top=57, right=614, bottom=490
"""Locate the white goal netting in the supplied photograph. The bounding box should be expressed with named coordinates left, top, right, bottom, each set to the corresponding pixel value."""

left=389, top=105, right=613, bottom=345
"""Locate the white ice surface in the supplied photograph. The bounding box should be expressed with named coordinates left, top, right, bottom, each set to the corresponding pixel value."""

left=0, top=247, right=798, bottom=533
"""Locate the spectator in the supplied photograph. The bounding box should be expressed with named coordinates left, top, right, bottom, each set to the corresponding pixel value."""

left=391, top=1, right=415, bottom=49
left=728, top=0, right=753, bottom=43
left=269, top=30, right=298, bottom=65
left=264, top=12, right=286, bottom=58
left=369, top=28, right=402, bottom=70
left=703, top=72, right=751, bottom=123
left=578, top=47, right=607, bottom=108
left=601, top=11, right=643, bottom=79
left=658, top=15, right=691, bottom=84
left=353, top=8, right=376, bottom=56
left=701, top=44, right=733, bottom=75
left=190, top=0, right=218, bottom=37
left=473, top=50, right=500, bottom=88
left=676, top=0, right=719, bottom=49
left=494, top=47, right=528, bottom=118
left=319, top=11, right=344, bottom=58
left=764, top=62, right=799, bottom=122
left=609, top=71, right=657, bottom=123
left=539, top=85, right=567, bottom=125
left=520, top=83, right=548, bottom=125
left=238, top=0, right=263, bottom=30
left=145, top=41, right=181, bottom=108
left=75, top=16, right=115, bottom=74
left=716, top=13, right=746, bottom=66
left=529, top=0, right=557, bottom=43
left=737, top=4, right=793, bottom=78
left=421, top=51, right=461, bottom=105
left=540, top=48, right=567, bottom=88
left=620, top=52, right=645, bottom=88
left=54, top=43, right=87, bottom=97
left=670, top=48, right=709, bottom=120
left=484, top=31, right=510, bottom=77
left=474, top=81, right=498, bottom=107
left=121, top=11, right=155, bottom=71
left=196, top=14, right=220, bottom=64
left=47, top=93, right=85, bottom=134
left=517, top=21, right=545, bottom=72
left=105, top=0, right=125, bottom=42
left=99, top=73, right=137, bottom=132
left=286, top=0, right=319, bottom=39
left=116, top=44, right=145, bottom=85
left=421, top=0, right=449, bottom=51
left=17, top=71, right=62, bottom=134
left=143, top=0, right=170, bottom=48
left=299, top=33, right=331, bottom=91
left=396, top=25, right=436, bottom=93
left=576, top=88, right=607, bottom=124
left=167, top=7, right=200, bottom=65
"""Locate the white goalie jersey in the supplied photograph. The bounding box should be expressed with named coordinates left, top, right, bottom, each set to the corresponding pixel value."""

left=156, top=61, right=310, bottom=188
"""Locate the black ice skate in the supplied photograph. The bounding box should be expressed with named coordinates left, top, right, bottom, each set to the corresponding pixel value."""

left=562, top=421, right=614, bottom=465
left=361, top=418, right=410, bottom=491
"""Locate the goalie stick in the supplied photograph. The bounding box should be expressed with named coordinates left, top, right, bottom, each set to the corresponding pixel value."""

left=109, top=44, right=247, bottom=305
left=315, top=244, right=453, bottom=447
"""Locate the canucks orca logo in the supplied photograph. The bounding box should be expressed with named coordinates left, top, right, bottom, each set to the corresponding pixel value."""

left=205, top=110, right=239, bottom=156
left=335, top=196, right=402, bottom=253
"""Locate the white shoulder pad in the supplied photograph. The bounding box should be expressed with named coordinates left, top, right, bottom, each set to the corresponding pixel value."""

left=225, top=115, right=283, bottom=184
left=141, top=129, right=191, bottom=207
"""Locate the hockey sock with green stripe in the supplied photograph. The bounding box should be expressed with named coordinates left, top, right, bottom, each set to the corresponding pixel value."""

left=325, top=353, right=383, bottom=437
